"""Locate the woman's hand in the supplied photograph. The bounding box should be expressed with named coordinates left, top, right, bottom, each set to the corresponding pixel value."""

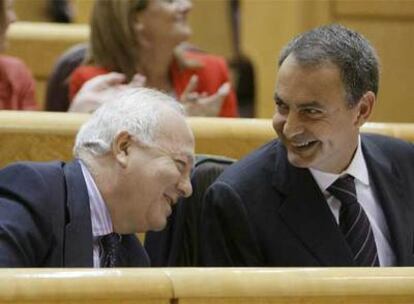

left=180, top=75, right=230, bottom=117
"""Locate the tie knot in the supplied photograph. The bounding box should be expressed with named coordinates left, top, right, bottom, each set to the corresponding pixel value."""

left=100, top=233, right=121, bottom=250
left=100, top=233, right=122, bottom=267
left=327, top=174, right=357, bottom=205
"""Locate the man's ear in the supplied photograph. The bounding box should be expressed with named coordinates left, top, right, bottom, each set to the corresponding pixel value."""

left=112, top=131, right=133, bottom=168
left=355, top=91, right=375, bottom=127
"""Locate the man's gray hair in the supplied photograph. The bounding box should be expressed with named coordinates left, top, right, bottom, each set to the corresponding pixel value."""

left=73, top=87, right=184, bottom=158
left=278, top=24, right=379, bottom=107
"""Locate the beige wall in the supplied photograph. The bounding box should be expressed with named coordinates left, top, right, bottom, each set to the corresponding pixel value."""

left=241, top=0, right=330, bottom=118
left=242, top=0, right=414, bottom=122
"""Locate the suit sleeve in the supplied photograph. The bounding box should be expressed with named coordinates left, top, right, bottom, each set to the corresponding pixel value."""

left=0, top=164, right=54, bottom=266
left=199, top=181, right=263, bottom=266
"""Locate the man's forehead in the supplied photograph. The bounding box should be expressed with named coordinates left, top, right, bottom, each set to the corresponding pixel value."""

left=155, top=135, right=195, bottom=162
left=170, top=143, right=195, bottom=161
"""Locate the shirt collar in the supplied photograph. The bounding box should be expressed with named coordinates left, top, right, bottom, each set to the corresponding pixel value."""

left=310, top=136, right=370, bottom=193
left=79, top=160, right=113, bottom=237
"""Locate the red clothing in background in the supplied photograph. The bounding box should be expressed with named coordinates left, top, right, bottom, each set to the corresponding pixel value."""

left=69, top=51, right=238, bottom=117
left=0, top=55, right=36, bottom=110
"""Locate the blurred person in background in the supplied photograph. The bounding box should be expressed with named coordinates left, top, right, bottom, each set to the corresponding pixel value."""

left=48, top=0, right=73, bottom=23
left=0, top=0, right=36, bottom=110
left=69, top=0, right=238, bottom=117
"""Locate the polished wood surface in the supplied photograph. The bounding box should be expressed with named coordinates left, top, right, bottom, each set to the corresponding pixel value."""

left=0, top=268, right=172, bottom=303
left=168, top=268, right=414, bottom=304
left=1, top=268, right=414, bottom=303
left=0, top=111, right=413, bottom=169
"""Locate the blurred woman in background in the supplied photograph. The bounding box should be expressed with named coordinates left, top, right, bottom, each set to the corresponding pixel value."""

left=69, top=0, right=238, bottom=117
left=0, top=0, right=36, bottom=110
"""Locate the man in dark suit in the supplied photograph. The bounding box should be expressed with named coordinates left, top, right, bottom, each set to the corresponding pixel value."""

left=200, top=24, right=414, bottom=267
left=0, top=86, right=195, bottom=267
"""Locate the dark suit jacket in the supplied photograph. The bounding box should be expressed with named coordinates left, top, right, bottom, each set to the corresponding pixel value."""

left=0, top=160, right=149, bottom=267
left=200, top=134, right=414, bottom=266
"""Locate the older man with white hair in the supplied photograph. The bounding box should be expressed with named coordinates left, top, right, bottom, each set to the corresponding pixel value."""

left=0, top=87, right=195, bottom=267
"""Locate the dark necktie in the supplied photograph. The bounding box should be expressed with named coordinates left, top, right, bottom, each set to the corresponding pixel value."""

left=328, top=175, right=379, bottom=266
left=99, top=233, right=122, bottom=267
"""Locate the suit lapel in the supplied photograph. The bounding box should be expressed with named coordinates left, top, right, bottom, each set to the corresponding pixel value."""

left=362, top=136, right=413, bottom=265
left=63, top=160, right=94, bottom=267
left=272, top=144, right=354, bottom=266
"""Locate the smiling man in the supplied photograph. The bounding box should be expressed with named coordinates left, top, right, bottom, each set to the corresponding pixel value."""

left=200, top=24, right=414, bottom=267
left=0, top=87, right=195, bottom=267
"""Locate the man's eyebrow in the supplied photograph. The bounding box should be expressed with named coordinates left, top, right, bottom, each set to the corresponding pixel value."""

left=273, top=94, right=323, bottom=108
left=296, top=101, right=327, bottom=109
left=176, top=152, right=195, bottom=165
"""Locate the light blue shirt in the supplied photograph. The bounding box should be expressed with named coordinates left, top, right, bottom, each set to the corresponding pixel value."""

left=310, top=137, right=396, bottom=266
left=79, top=160, right=113, bottom=268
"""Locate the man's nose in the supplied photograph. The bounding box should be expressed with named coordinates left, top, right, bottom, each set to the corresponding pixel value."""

left=178, top=175, right=193, bottom=198
left=283, top=112, right=304, bottom=138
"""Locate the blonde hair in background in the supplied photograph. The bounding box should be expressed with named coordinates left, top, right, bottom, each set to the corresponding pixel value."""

left=85, top=0, right=148, bottom=81
left=85, top=0, right=198, bottom=82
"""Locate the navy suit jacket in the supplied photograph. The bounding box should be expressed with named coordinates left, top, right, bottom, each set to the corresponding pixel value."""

left=0, top=160, right=149, bottom=267
left=200, top=134, right=414, bottom=266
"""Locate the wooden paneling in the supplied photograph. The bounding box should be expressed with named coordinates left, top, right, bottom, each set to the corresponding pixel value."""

left=333, top=0, right=414, bottom=18
left=13, top=0, right=50, bottom=22
left=333, top=20, right=414, bottom=122
left=188, top=0, right=234, bottom=59
left=0, top=111, right=413, bottom=169
left=241, top=0, right=331, bottom=119
left=242, top=0, right=414, bottom=122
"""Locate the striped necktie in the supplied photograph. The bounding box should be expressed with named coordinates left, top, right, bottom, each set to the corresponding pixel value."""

left=99, top=233, right=122, bottom=267
left=328, top=175, right=379, bottom=266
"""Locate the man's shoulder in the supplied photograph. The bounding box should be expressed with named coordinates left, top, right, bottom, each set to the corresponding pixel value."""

left=362, top=133, right=414, bottom=155
left=217, top=139, right=283, bottom=186
left=0, top=161, right=70, bottom=198
left=362, top=133, right=414, bottom=177
left=0, top=160, right=65, bottom=177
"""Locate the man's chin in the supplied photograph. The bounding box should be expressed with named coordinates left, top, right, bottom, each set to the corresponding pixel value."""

left=149, top=220, right=168, bottom=232
left=287, top=154, right=312, bottom=169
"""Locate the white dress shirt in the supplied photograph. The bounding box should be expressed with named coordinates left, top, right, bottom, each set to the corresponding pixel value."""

left=309, top=137, right=396, bottom=266
left=80, top=160, right=113, bottom=268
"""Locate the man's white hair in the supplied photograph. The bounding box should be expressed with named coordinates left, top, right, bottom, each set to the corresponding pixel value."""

left=73, top=87, right=184, bottom=158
